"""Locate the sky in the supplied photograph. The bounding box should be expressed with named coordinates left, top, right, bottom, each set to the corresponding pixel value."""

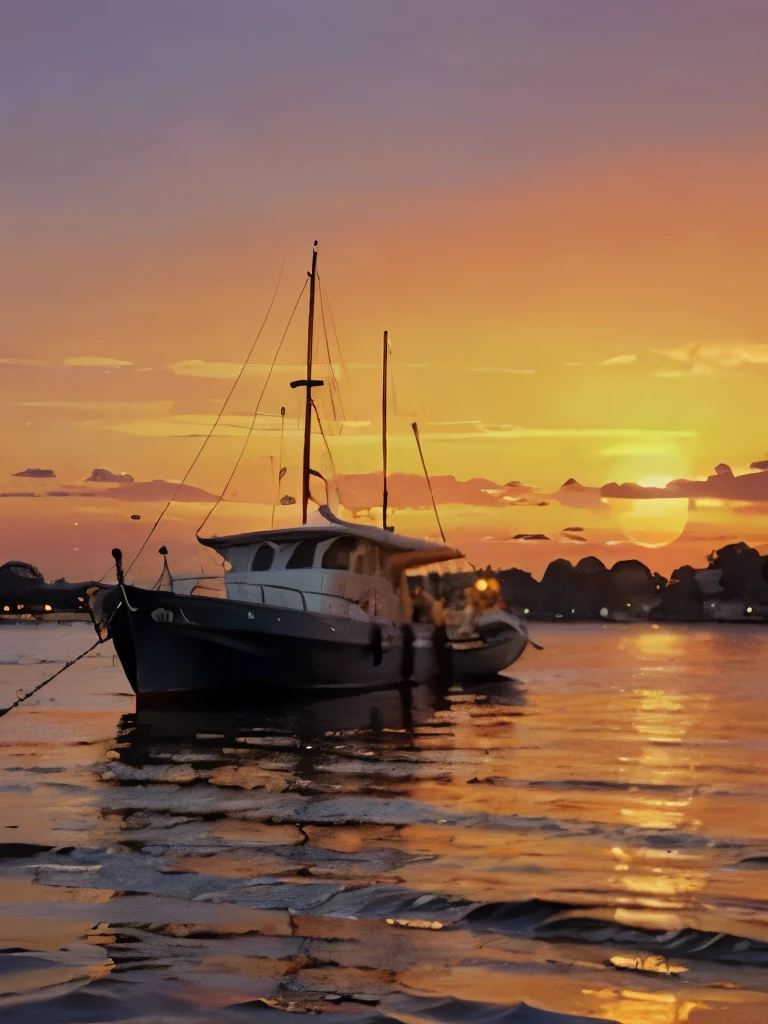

left=2, top=0, right=768, bottom=582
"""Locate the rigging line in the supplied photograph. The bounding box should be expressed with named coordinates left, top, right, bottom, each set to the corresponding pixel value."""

left=310, top=397, right=338, bottom=481
left=122, top=261, right=285, bottom=580
left=411, top=421, right=446, bottom=544
left=318, top=275, right=348, bottom=414
left=316, top=277, right=345, bottom=423
left=316, top=278, right=337, bottom=421
left=317, top=273, right=348, bottom=377
left=389, top=340, right=400, bottom=415
left=196, top=278, right=308, bottom=537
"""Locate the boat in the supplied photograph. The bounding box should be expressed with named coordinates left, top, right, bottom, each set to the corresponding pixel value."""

left=443, top=576, right=529, bottom=679
left=0, top=560, right=94, bottom=618
left=448, top=608, right=529, bottom=679
left=92, top=244, right=462, bottom=706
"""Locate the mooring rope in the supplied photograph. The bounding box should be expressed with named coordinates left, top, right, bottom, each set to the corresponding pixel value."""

left=0, top=637, right=107, bottom=719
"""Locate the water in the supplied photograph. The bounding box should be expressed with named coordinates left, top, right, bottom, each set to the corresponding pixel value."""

left=1, top=621, right=767, bottom=1024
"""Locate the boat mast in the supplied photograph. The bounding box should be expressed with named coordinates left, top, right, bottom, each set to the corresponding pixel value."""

left=382, top=330, right=389, bottom=530
left=302, top=243, right=318, bottom=524
left=290, top=242, right=323, bottom=525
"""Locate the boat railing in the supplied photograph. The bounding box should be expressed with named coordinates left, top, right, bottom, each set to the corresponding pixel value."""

left=174, top=575, right=377, bottom=616
left=236, top=580, right=375, bottom=616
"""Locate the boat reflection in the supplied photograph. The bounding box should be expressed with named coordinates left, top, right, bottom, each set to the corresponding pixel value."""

left=113, top=678, right=455, bottom=760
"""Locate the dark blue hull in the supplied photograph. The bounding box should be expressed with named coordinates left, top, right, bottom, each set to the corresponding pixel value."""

left=104, top=585, right=429, bottom=708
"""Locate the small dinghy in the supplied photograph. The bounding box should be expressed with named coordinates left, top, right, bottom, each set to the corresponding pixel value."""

left=449, top=607, right=529, bottom=679
left=442, top=576, right=529, bottom=680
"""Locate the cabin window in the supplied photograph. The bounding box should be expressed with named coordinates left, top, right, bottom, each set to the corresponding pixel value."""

left=251, top=544, right=275, bottom=571
left=321, top=538, right=358, bottom=570
left=351, top=544, right=380, bottom=576
left=285, top=540, right=317, bottom=569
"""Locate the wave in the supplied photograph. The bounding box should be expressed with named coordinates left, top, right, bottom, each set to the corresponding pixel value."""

left=464, top=897, right=768, bottom=965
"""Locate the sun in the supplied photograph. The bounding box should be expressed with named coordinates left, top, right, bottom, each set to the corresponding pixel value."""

left=609, top=475, right=689, bottom=548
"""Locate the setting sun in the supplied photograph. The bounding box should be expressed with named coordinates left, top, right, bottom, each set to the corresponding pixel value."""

left=609, top=477, right=690, bottom=548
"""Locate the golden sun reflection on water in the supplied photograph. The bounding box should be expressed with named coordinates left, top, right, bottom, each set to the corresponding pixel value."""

left=583, top=986, right=707, bottom=1024
left=609, top=675, right=713, bottom=912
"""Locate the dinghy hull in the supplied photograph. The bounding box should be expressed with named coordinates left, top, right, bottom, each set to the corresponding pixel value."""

left=448, top=610, right=529, bottom=679
left=449, top=632, right=528, bottom=679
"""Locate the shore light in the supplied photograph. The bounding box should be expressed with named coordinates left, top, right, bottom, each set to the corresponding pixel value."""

left=474, top=578, right=489, bottom=592
left=44, top=604, right=52, bottom=612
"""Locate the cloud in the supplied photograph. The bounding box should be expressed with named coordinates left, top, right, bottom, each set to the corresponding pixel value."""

left=656, top=343, right=768, bottom=371
left=346, top=362, right=430, bottom=371
left=750, top=460, right=768, bottom=471
left=46, top=490, right=97, bottom=497
left=167, top=360, right=543, bottom=379
left=105, top=411, right=282, bottom=437
left=85, top=468, right=135, bottom=484
left=544, top=478, right=607, bottom=510
left=562, top=526, right=585, bottom=532
left=15, top=399, right=172, bottom=416
left=63, top=356, right=133, bottom=368
left=426, top=420, right=484, bottom=427
left=599, top=354, right=637, bottom=366
left=468, top=366, right=536, bottom=374
left=168, top=360, right=256, bottom=379
left=103, top=479, right=221, bottom=503
left=0, top=358, right=51, bottom=367
left=511, top=533, right=550, bottom=541
left=0, top=357, right=132, bottom=370
left=0, top=492, right=40, bottom=498
left=167, top=360, right=342, bottom=379
left=732, top=502, right=768, bottom=515
left=426, top=427, right=696, bottom=442
left=12, top=467, right=55, bottom=478
left=598, top=440, right=677, bottom=457
left=338, top=472, right=530, bottom=512
left=601, top=463, right=768, bottom=502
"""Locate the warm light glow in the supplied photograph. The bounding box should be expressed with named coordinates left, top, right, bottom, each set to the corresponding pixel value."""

left=44, top=604, right=52, bottom=611
left=474, top=578, right=489, bottom=592
left=608, top=954, right=687, bottom=975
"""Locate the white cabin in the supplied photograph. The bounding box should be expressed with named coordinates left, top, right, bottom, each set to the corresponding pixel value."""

left=198, top=516, right=461, bottom=624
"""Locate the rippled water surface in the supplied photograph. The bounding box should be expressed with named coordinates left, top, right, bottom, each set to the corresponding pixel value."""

left=1, top=621, right=768, bottom=1024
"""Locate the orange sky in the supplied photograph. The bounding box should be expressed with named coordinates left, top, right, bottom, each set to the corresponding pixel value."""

left=2, top=3, right=768, bottom=582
